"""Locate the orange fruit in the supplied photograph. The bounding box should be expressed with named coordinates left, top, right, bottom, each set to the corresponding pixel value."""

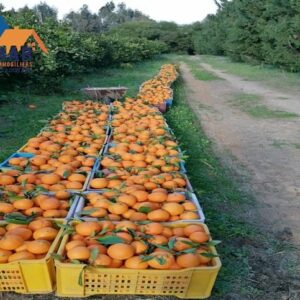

left=17, top=174, right=36, bottom=183
left=65, top=181, right=83, bottom=189
left=27, top=240, right=51, bottom=254
left=161, top=227, right=173, bottom=238
left=68, top=173, right=86, bottom=183
left=167, top=193, right=185, bottom=202
left=0, top=235, right=24, bottom=250
left=197, top=248, right=212, bottom=265
left=109, top=258, right=123, bottom=268
left=6, top=224, right=27, bottom=230
left=183, top=224, right=204, bottom=237
left=8, top=251, right=35, bottom=262
left=6, top=227, right=32, bottom=240
left=162, top=203, right=184, bottom=216
left=91, top=254, right=112, bottom=266
left=12, top=199, right=34, bottom=210
left=115, top=221, right=137, bottom=232
left=90, top=178, right=108, bottom=189
left=31, top=156, right=47, bottom=166
left=117, top=194, right=137, bottom=207
left=180, top=211, right=199, bottom=220
left=130, top=190, right=149, bottom=202
left=75, top=222, right=101, bottom=236
left=0, top=175, right=15, bottom=185
left=129, top=212, right=147, bottom=221
left=41, top=173, right=61, bottom=185
left=58, top=155, right=73, bottom=164
left=189, top=231, right=209, bottom=243
left=176, top=253, right=200, bottom=268
left=108, top=203, right=128, bottom=215
left=149, top=235, right=168, bottom=245
left=143, top=222, right=164, bottom=235
left=148, top=192, right=167, bottom=203
left=15, top=242, right=29, bottom=252
left=24, top=207, right=43, bottom=216
left=28, top=219, right=52, bottom=231
left=0, top=203, right=15, bottom=214
left=173, top=237, right=192, bottom=251
left=182, top=201, right=197, bottom=211
left=39, top=197, right=60, bottom=210
left=125, top=256, right=148, bottom=269
left=33, top=227, right=58, bottom=241
left=107, top=244, right=135, bottom=260
left=67, top=246, right=90, bottom=260
left=148, top=252, right=175, bottom=270
left=0, top=249, right=12, bottom=263
left=147, top=209, right=170, bottom=222
left=115, top=232, right=133, bottom=243
left=0, top=227, right=6, bottom=236
left=66, top=240, right=85, bottom=251
left=55, top=190, right=70, bottom=200
left=131, top=240, right=148, bottom=254
left=169, top=262, right=182, bottom=270
left=87, top=244, right=107, bottom=254
left=99, top=220, right=114, bottom=231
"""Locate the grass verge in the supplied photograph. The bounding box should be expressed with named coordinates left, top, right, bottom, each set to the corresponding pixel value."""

left=196, top=55, right=300, bottom=93
left=180, top=57, right=220, bottom=81
left=165, top=77, right=258, bottom=298
left=230, top=93, right=298, bottom=119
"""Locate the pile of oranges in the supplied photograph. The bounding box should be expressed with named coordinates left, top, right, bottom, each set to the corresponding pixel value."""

left=89, top=98, right=187, bottom=188
left=0, top=190, right=73, bottom=219
left=0, top=218, right=59, bottom=263
left=63, top=220, right=214, bottom=269
left=85, top=97, right=201, bottom=225
left=0, top=101, right=109, bottom=195
left=0, top=64, right=219, bottom=273
left=78, top=191, right=199, bottom=222
left=138, top=64, right=177, bottom=106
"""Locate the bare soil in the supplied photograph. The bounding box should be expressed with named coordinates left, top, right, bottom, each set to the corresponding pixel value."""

left=180, top=62, right=300, bottom=245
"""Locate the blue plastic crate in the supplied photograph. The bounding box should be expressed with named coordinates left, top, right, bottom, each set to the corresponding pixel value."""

left=166, top=98, right=173, bottom=107
left=0, top=152, right=34, bottom=170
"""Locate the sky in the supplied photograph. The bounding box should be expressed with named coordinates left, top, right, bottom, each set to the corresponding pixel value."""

left=2, top=0, right=218, bottom=24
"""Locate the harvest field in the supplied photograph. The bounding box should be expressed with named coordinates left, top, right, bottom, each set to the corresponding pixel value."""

left=0, top=55, right=299, bottom=299
left=0, top=1, right=300, bottom=299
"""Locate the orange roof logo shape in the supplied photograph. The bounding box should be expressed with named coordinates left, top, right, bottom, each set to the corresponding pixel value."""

left=0, top=26, right=48, bottom=54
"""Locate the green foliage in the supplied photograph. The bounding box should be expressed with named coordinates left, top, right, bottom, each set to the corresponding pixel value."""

left=64, top=2, right=150, bottom=33
left=193, top=0, right=300, bottom=71
left=0, top=4, right=165, bottom=92
left=110, top=21, right=196, bottom=54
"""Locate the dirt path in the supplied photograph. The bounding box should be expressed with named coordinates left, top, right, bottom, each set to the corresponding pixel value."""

left=180, top=62, right=300, bottom=245
left=201, top=62, right=300, bottom=115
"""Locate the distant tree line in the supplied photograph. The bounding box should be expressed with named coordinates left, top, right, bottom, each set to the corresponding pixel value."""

left=0, top=2, right=166, bottom=91
left=0, top=0, right=298, bottom=92
left=193, top=0, right=300, bottom=71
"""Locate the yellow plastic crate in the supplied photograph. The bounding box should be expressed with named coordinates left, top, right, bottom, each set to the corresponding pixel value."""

left=55, top=222, right=221, bottom=299
left=0, top=220, right=64, bottom=294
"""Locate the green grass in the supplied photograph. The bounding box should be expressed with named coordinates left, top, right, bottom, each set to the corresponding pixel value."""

left=196, top=55, right=300, bottom=93
left=165, top=78, right=260, bottom=298
left=180, top=57, right=220, bottom=81
left=271, top=140, right=287, bottom=148
left=230, top=93, right=298, bottom=119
